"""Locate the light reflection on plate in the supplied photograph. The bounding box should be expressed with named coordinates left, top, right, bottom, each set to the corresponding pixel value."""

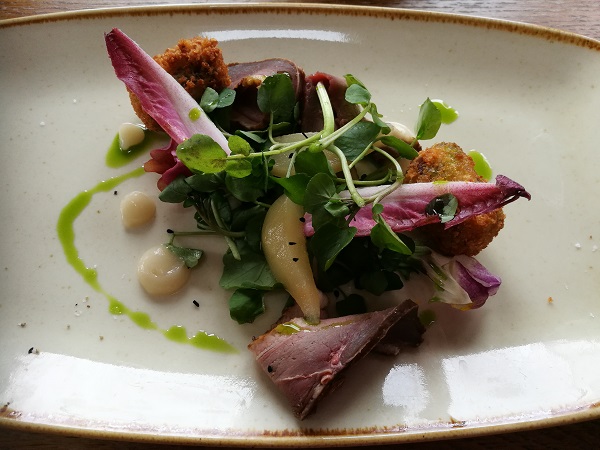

left=204, top=29, right=353, bottom=43
left=4, top=352, right=256, bottom=431
left=442, top=340, right=600, bottom=421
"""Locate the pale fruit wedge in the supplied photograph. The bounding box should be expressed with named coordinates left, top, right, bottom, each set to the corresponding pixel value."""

left=261, top=195, right=321, bottom=323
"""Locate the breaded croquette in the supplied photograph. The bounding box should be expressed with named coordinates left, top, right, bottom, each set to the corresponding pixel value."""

left=404, top=142, right=505, bottom=256
left=404, top=142, right=483, bottom=183
left=130, top=37, right=230, bottom=131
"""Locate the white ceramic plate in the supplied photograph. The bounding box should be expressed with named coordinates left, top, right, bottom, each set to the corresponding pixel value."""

left=1, top=4, right=600, bottom=446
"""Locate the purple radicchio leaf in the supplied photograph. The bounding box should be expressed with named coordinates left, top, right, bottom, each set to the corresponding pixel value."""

left=142, top=139, right=193, bottom=191
left=104, top=28, right=229, bottom=151
left=421, top=251, right=501, bottom=309
left=303, top=175, right=531, bottom=236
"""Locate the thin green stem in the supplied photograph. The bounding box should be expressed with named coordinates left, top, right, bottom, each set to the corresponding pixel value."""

left=372, top=146, right=404, bottom=178
left=370, top=179, right=403, bottom=205
left=191, top=200, right=245, bottom=238
left=319, top=104, right=371, bottom=148
left=286, top=150, right=299, bottom=178
left=348, top=142, right=374, bottom=170
left=226, top=132, right=321, bottom=160
left=344, top=205, right=361, bottom=227
left=267, top=114, right=277, bottom=146
left=358, top=147, right=405, bottom=204
left=170, top=230, right=217, bottom=237
left=170, top=228, right=245, bottom=239
left=327, top=145, right=365, bottom=207
left=210, top=199, right=242, bottom=260
left=316, top=82, right=335, bottom=137
left=255, top=200, right=272, bottom=208
left=209, top=198, right=231, bottom=231
left=224, top=236, right=241, bottom=260
left=334, top=171, right=392, bottom=186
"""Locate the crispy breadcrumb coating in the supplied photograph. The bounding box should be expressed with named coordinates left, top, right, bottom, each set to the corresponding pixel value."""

left=404, top=142, right=505, bottom=256
left=404, top=142, right=482, bottom=183
left=129, top=37, right=230, bottom=131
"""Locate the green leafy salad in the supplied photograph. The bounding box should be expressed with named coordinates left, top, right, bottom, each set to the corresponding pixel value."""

left=162, top=78, right=450, bottom=323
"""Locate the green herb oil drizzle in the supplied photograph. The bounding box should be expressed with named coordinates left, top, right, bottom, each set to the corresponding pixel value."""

left=468, top=150, right=493, bottom=181
left=57, top=166, right=236, bottom=354
left=105, top=130, right=168, bottom=168
left=432, top=99, right=459, bottom=124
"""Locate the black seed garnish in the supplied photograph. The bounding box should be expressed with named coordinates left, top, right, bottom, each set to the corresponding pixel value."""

left=28, top=347, right=34, bottom=354
left=288, top=242, right=297, bottom=246
left=299, top=217, right=305, bottom=223
left=166, top=229, right=174, bottom=234
left=192, top=300, right=200, bottom=307
left=267, top=365, right=274, bottom=373
left=113, top=190, right=118, bottom=195
left=292, top=257, right=299, bottom=262
left=288, top=153, right=293, bottom=158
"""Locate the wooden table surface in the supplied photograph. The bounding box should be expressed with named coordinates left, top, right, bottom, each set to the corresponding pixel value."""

left=1, top=1, right=599, bottom=449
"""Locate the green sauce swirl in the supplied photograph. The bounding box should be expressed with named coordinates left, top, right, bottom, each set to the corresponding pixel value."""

left=57, top=160, right=236, bottom=354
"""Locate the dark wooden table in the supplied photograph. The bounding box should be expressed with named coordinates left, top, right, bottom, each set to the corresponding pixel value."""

left=1, top=0, right=600, bottom=40
left=1, top=1, right=599, bottom=449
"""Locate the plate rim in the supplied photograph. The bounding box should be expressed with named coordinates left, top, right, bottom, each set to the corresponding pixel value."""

left=1, top=2, right=600, bottom=446
left=2, top=405, right=600, bottom=447
left=1, top=1, right=599, bottom=49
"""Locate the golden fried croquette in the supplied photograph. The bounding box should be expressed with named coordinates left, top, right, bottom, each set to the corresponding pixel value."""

left=130, top=37, right=230, bottom=131
left=417, top=211, right=504, bottom=257
left=404, top=142, right=483, bottom=183
left=404, top=142, right=505, bottom=256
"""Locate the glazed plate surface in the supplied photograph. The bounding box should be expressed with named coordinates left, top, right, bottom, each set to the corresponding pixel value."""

left=1, top=4, right=600, bottom=446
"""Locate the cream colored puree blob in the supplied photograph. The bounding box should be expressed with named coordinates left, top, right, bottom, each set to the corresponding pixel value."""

left=137, top=244, right=191, bottom=296
left=118, top=188, right=195, bottom=298
left=120, top=190, right=156, bottom=229
left=118, top=122, right=145, bottom=150
left=118, top=190, right=191, bottom=296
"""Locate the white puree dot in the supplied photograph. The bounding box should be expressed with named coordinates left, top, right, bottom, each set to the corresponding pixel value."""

left=120, top=191, right=156, bottom=229
left=137, top=244, right=191, bottom=296
left=118, top=123, right=145, bottom=150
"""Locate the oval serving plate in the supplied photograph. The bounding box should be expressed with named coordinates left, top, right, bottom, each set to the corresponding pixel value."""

left=1, top=3, right=600, bottom=446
